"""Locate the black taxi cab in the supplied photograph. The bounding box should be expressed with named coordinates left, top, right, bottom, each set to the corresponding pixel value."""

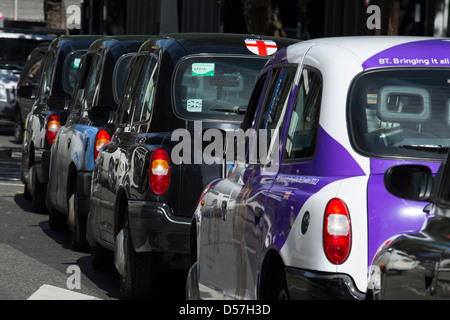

left=86, top=33, right=298, bottom=299
left=46, top=36, right=148, bottom=252
left=16, top=42, right=51, bottom=143
left=19, top=35, right=99, bottom=213
left=0, top=31, right=53, bottom=142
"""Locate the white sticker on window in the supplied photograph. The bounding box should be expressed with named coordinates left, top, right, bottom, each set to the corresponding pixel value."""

left=187, top=99, right=202, bottom=112
left=192, top=63, right=215, bottom=76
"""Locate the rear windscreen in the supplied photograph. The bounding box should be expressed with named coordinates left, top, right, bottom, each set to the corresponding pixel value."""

left=349, top=68, right=450, bottom=159
left=173, top=55, right=266, bottom=122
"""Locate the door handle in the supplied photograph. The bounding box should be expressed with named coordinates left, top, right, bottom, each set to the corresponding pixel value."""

left=221, top=201, right=227, bottom=221
left=255, top=207, right=263, bottom=218
left=68, top=138, right=71, bottom=148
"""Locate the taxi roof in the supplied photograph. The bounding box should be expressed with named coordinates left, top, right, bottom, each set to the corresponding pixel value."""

left=138, top=33, right=298, bottom=56
left=287, top=36, right=450, bottom=70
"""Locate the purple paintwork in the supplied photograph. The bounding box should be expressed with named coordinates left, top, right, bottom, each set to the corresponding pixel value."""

left=268, top=46, right=290, bottom=66
left=367, top=159, right=442, bottom=265
left=291, top=126, right=366, bottom=177
left=266, top=125, right=366, bottom=251
left=362, top=39, right=450, bottom=70
left=361, top=39, right=450, bottom=264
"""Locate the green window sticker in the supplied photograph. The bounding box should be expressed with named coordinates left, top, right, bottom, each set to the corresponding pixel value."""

left=73, top=57, right=81, bottom=69
left=192, top=63, right=215, bottom=76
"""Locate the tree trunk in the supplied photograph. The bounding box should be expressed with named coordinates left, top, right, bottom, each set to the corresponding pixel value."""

left=240, top=0, right=286, bottom=37
left=44, top=0, right=66, bottom=30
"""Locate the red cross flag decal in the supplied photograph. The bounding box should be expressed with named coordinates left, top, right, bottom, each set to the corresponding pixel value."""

left=244, top=39, right=278, bottom=56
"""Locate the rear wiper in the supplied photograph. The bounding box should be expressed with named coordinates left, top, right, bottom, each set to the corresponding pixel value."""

left=399, top=144, right=449, bottom=153
left=209, top=107, right=246, bottom=115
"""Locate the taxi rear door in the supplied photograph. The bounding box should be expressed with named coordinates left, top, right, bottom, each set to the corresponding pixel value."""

left=222, top=64, right=299, bottom=299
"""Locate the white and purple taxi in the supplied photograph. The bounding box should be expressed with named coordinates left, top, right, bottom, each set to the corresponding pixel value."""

left=186, top=36, right=450, bottom=300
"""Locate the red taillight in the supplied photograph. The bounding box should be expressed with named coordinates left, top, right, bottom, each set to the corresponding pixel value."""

left=94, top=130, right=110, bottom=161
left=150, top=148, right=170, bottom=195
left=46, top=114, right=60, bottom=144
left=323, top=198, right=351, bottom=264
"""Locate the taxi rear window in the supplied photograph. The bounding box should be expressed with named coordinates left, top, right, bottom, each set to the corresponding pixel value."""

left=349, top=68, right=450, bottom=159
left=63, top=50, right=85, bottom=93
left=173, top=56, right=266, bottom=122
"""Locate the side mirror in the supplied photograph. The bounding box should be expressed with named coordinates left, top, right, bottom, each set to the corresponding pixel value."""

left=384, top=165, right=433, bottom=202
left=88, top=105, right=114, bottom=126
left=47, top=94, right=69, bottom=111
left=17, top=85, right=35, bottom=99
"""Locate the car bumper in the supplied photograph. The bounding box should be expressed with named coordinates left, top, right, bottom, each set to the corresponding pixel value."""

left=35, top=148, right=50, bottom=184
left=285, top=267, right=365, bottom=300
left=77, top=171, right=92, bottom=215
left=186, top=261, right=200, bottom=300
left=127, top=200, right=191, bottom=254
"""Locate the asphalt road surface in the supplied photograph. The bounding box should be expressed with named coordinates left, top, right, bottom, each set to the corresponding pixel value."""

left=0, top=127, right=187, bottom=300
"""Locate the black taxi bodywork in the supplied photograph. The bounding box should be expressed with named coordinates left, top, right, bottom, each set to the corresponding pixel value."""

left=46, top=36, right=148, bottom=251
left=86, top=33, right=298, bottom=298
left=16, top=42, right=51, bottom=144
left=20, top=35, right=100, bottom=213
left=367, top=152, right=450, bottom=300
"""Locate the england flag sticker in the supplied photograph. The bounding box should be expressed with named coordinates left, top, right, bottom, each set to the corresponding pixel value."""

left=244, top=39, right=278, bottom=56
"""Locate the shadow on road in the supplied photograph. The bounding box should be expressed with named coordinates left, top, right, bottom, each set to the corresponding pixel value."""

left=13, top=193, right=34, bottom=214
left=10, top=157, right=188, bottom=300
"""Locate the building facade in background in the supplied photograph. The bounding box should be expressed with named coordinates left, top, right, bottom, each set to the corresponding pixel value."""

left=0, top=0, right=449, bottom=38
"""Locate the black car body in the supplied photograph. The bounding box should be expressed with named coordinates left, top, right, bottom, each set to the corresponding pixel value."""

left=15, top=42, right=51, bottom=143
left=367, top=151, right=450, bottom=299
left=20, top=35, right=100, bottom=213
left=86, top=33, right=298, bottom=298
left=0, top=32, right=53, bottom=137
left=46, top=36, right=148, bottom=251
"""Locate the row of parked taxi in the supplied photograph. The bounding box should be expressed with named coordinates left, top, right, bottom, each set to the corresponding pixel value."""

left=17, top=32, right=450, bottom=300
left=16, top=33, right=296, bottom=299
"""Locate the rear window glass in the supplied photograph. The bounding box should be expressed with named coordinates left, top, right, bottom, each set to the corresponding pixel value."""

left=113, top=54, right=134, bottom=104
left=63, top=50, right=85, bottom=93
left=349, top=68, right=450, bottom=159
left=173, top=56, right=266, bottom=122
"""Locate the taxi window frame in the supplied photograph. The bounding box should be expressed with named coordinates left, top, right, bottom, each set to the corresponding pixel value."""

left=129, top=53, right=159, bottom=127
left=171, top=53, right=267, bottom=123
left=69, top=52, right=95, bottom=115
left=117, top=52, right=155, bottom=129
left=248, top=64, right=298, bottom=166
left=79, top=52, right=103, bottom=115
left=36, top=50, right=56, bottom=102
left=347, top=67, right=450, bottom=162
left=112, top=52, right=136, bottom=105
left=281, top=66, right=323, bottom=164
left=62, top=49, right=87, bottom=95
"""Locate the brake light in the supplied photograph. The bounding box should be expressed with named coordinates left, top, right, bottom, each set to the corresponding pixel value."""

left=94, top=130, right=110, bottom=161
left=46, top=114, right=60, bottom=144
left=150, top=148, right=170, bottom=195
left=323, top=198, right=351, bottom=264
